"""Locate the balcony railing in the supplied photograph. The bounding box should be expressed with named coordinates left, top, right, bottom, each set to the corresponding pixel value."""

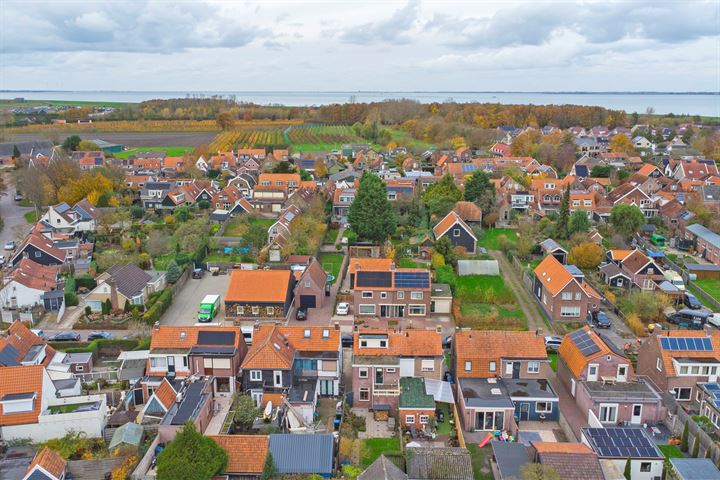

left=373, top=384, right=400, bottom=396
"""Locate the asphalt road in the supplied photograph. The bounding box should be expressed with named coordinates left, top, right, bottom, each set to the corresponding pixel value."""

left=0, top=172, right=33, bottom=250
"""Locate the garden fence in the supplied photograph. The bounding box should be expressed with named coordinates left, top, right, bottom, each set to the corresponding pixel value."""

left=664, top=394, right=720, bottom=465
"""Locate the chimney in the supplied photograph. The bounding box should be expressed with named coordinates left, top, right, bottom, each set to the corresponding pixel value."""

left=108, top=277, right=119, bottom=311
left=390, top=263, right=396, bottom=271
left=254, top=320, right=260, bottom=331
left=334, top=322, right=339, bottom=331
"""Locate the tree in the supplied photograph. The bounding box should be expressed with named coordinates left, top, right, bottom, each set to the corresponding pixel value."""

left=422, top=174, right=462, bottom=217
left=483, top=212, right=498, bottom=228
left=521, top=463, right=560, bottom=480
left=299, top=169, right=312, bottom=181
left=314, top=159, right=328, bottom=178
left=568, top=242, right=604, bottom=269
left=197, top=200, right=211, bottom=209
left=244, top=222, right=269, bottom=252
left=610, top=204, right=645, bottom=238
left=555, top=185, right=571, bottom=239
left=692, top=432, right=701, bottom=458
left=590, top=165, right=612, bottom=178
left=156, top=421, right=227, bottom=480
left=272, top=161, right=294, bottom=174
left=174, top=206, right=191, bottom=222
left=102, top=298, right=112, bottom=315
left=681, top=421, right=689, bottom=452
left=166, top=260, right=182, bottom=283
left=260, top=453, right=277, bottom=480
left=624, top=457, right=632, bottom=480
left=62, top=135, right=81, bottom=152
left=77, top=140, right=100, bottom=151
left=434, top=236, right=456, bottom=265
left=348, top=171, right=396, bottom=242
left=569, top=210, right=591, bottom=235
left=232, top=394, right=260, bottom=432
left=610, top=134, right=636, bottom=155
left=215, top=111, right=235, bottom=131
left=12, top=145, right=20, bottom=159
left=463, top=170, right=496, bottom=213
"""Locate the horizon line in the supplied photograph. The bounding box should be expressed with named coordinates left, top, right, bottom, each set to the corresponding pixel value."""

left=1, top=89, right=718, bottom=95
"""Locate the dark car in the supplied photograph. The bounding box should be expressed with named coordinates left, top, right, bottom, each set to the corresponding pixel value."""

left=192, top=268, right=205, bottom=279
left=49, top=332, right=81, bottom=342
left=341, top=334, right=354, bottom=348
left=683, top=292, right=703, bottom=310
left=87, top=331, right=112, bottom=341
left=296, top=306, right=308, bottom=321
left=588, top=311, right=611, bottom=329
left=442, top=335, right=453, bottom=349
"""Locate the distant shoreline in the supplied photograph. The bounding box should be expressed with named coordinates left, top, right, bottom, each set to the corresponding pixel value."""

left=2, top=90, right=718, bottom=95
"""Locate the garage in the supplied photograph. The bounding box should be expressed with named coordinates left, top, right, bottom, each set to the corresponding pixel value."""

left=299, top=295, right=316, bottom=308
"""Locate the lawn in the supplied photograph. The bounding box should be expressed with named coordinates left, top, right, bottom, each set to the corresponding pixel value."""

left=398, top=258, right=418, bottom=268
left=466, top=444, right=493, bottom=480
left=24, top=211, right=38, bottom=223
left=324, top=227, right=340, bottom=244
left=359, top=438, right=401, bottom=468
left=48, top=402, right=96, bottom=414
left=454, top=275, right=515, bottom=304
left=695, top=279, right=720, bottom=303
left=113, top=146, right=193, bottom=159
left=476, top=228, right=518, bottom=250
left=460, top=303, right=523, bottom=320
left=435, top=402, right=453, bottom=435
left=547, top=352, right=558, bottom=372
left=225, top=216, right=275, bottom=237
left=318, top=253, right=343, bottom=284
left=658, top=444, right=684, bottom=459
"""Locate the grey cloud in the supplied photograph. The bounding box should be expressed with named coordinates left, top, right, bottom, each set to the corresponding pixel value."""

left=1, top=0, right=268, bottom=54
left=339, top=0, right=421, bottom=45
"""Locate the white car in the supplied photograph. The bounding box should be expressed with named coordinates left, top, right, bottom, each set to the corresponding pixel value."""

left=0, top=255, right=6, bottom=264
left=336, top=302, right=350, bottom=316
left=544, top=336, right=563, bottom=350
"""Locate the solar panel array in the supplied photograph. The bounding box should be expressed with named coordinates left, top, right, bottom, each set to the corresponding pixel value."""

left=356, top=271, right=392, bottom=288
left=659, top=337, right=713, bottom=351
left=699, top=383, right=720, bottom=409
left=585, top=428, right=660, bottom=459
left=394, top=271, right=430, bottom=289
left=569, top=329, right=600, bottom=356
left=461, top=165, right=478, bottom=173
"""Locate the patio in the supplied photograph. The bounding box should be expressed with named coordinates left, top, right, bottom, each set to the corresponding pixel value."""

left=353, top=408, right=396, bottom=439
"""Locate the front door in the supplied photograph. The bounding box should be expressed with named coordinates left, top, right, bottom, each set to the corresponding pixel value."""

left=520, top=403, right=530, bottom=421
left=631, top=404, right=643, bottom=424
left=167, top=356, right=175, bottom=375
left=512, top=362, right=521, bottom=379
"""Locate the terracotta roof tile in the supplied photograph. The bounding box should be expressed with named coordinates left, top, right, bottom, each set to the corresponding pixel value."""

left=25, top=447, right=66, bottom=479
left=348, top=258, right=394, bottom=275
left=154, top=379, right=177, bottom=410
left=0, top=364, right=43, bottom=426
left=6, top=320, right=56, bottom=366
left=353, top=329, right=442, bottom=357
left=225, top=269, right=292, bottom=303
left=454, top=330, right=547, bottom=378
left=209, top=435, right=268, bottom=474
left=558, top=326, right=625, bottom=378
left=453, top=201, right=482, bottom=222
left=241, top=326, right=295, bottom=370
left=149, top=325, right=242, bottom=350
left=655, top=331, right=720, bottom=375
left=533, top=255, right=574, bottom=297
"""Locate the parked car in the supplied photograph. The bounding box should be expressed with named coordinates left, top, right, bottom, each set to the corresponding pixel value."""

left=668, top=309, right=720, bottom=328
left=4, top=241, right=15, bottom=251
left=0, top=255, right=6, bottom=264
left=30, top=329, right=44, bottom=338
left=296, top=306, right=307, bottom=321
left=341, top=334, right=354, bottom=348
left=192, top=268, right=205, bottom=279
left=683, top=292, right=703, bottom=310
left=14, top=193, right=22, bottom=202
left=336, top=302, right=350, bottom=316
left=88, top=331, right=112, bottom=340
left=587, top=310, right=611, bottom=329
left=544, top=336, right=563, bottom=350
left=49, top=332, right=81, bottom=342
left=442, top=335, right=453, bottom=349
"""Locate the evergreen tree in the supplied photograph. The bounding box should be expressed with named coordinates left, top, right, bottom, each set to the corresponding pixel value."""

left=692, top=432, right=701, bottom=458
left=156, top=421, right=227, bottom=480
left=555, top=185, right=571, bottom=239
left=166, top=260, right=182, bottom=283
left=463, top=170, right=496, bottom=214
left=12, top=145, right=20, bottom=159
left=62, top=135, right=81, bottom=152
left=260, top=453, right=277, bottom=480
left=681, top=421, right=689, bottom=452
left=348, top=171, right=396, bottom=242
left=623, top=457, right=632, bottom=480
left=611, top=204, right=645, bottom=238
left=422, top=174, right=462, bottom=217
left=568, top=210, right=591, bottom=235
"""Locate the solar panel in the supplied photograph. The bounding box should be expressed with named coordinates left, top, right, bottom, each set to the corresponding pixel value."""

left=570, top=329, right=601, bottom=356
left=660, top=336, right=713, bottom=351
left=356, top=271, right=392, bottom=288
left=197, top=330, right=235, bottom=345
left=585, top=428, right=660, bottom=459
left=705, top=384, right=720, bottom=392
left=677, top=338, right=688, bottom=350
left=668, top=338, right=678, bottom=350
left=394, top=271, right=430, bottom=289
left=703, top=338, right=713, bottom=350
left=714, top=400, right=720, bottom=409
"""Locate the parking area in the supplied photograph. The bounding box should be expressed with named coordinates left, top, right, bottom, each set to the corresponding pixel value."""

left=161, top=273, right=231, bottom=326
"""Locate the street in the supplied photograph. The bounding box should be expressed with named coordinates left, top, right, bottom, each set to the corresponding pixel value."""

left=0, top=172, right=33, bottom=249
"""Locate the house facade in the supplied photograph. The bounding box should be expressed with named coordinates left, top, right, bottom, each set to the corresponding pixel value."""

left=225, top=269, right=296, bottom=323
left=532, top=255, right=602, bottom=323
left=432, top=211, right=477, bottom=254
left=350, top=261, right=432, bottom=319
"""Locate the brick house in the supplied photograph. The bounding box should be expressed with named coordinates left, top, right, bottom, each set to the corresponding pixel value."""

left=685, top=224, right=720, bottom=267
left=240, top=326, right=341, bottom=423
left=637, top=330, right=720, bottom=403
left=558, top=327, right=664, bottom=430
left=532, top=255, right=602, bottom=323
left=350, top=261, right=432, bottom=319
left=142, top=325, right=247, bottom=399
left=605, top=249, right=665, bottom=291
left=452, top=331, right=557, bottom=431
left=606, top=183, right=657, bottom=217
left=225, top=269, right=296, bottom=323
left=398, top=377, right=436, bottom=431
left=252, top=173, right=301, bottom=213
left=294, top=257, right=328, bottom=310
left=432, top=211, right=477, bottom=254
left=351, top=329, right=443, bottom=412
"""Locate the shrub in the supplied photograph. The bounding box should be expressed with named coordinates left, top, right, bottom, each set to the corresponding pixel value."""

left=626, top=313, right=647, bottom=337
left=130, top=206, right=144, bottom=219
left=431, top=252, right=445, bottom=269
left=102, top=299, right=112, bottom=315
left=64, top=292, right=79, bottom=307
left=75, top=275, right=97, bottom=290
left=197, top=200, right=210, bottom=209
left=341, top=465, right=363, bottom=480
left=681, top=421, right=689, bottom=452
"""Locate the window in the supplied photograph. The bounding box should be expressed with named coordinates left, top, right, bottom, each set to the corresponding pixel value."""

left=266, top=306, right=274, bottom=315
left=386, top=368, right=396, bottom=373
left=362, top=291, right=373, bottom=299
left=405, top=415, right=415, bottom=424
left=359, top=305, right=376, bottom=315
left=599, top=404, right=618, bottom=422
left=182, top=356, right=188, bottom=368
left=419, top=415, right=429, bottom=424
left=536, top=402, right=553, bottom=413
left=411, top=291, right=423, bottom=300
left=680, top=366, right=689, bottom=375
left=322, top=329, right=329, bottom=338
left=691, top=366, right=700, bottom=375
left=489, top=361, right=496, bottom=372
left=150, top=357, right=167, bottom=369
left=656, top=358, right=662, bottom=371
left=675, top=387, right=692, bottom=401
left=380, top=292, right=387, bottom=299
left=575, top=292, right=581, bottom=300
left=643, top=279, right=654, bottom=289
left=528, top=361, right=540, bottom=374
left=304, top=281, right=311, bottom=288
left=453, top=229, right=460, bottom=237
left=397, top=291, right=405, bottom=299
left=35, top=251, right=41, bottom=258
left=252, top=306, right=260, bottom=315
left=560, top=306, right=581, bottom=318
left=617, top=279, right=624, bottom=287
left=304, top=329, right=311, bottom=338
left=561, top=292, right=573, bottom=300
left=360, top=340, right=367, bottom=347
left=379, top=340, right=387, bottom=348
left=359, top=388, right=369, bottom=401
left=250, top=370, right=262, bottom=381
left=75, top=365, right=84, bottom=372
left=421, top=359, right=435, bottom=372
left=465, top=361, right=472, bottom=372
left=409, top=305, right=426, bottom=316
left=359, top=368, right=368, bottom=378
left=375, top=368, right=384, bottom=385
left=640, top=463, right=652, bottom=473
left=617, top=365, right=627, bottom=379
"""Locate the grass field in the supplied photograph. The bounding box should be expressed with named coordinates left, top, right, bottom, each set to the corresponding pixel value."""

left=398, top=258, right=418, bottom=268
left=324, top=228, right=340, bottom=244
left=466, top=444, right=493, bottom=480
left=387, top=129, right=434, bottom=151
left=548, top=352, right=558, bottom=372
left=318, top=253, right=343, bottom=284
left=435, top=402, right=453, bottom=435
left=114, top=146, right=193, bottom=159
left=658, top=444, right=684, bottom=459
left=476, top=228, right=518, bottom=250
left=224, top=217, right=275, bottom=237
left=687, top=284, right=716, bottom=309
left=359, top=438, right=401, bottom=468
left=695, top=279, right=720, bottom=303
left=24, top=211, right=38, bottom=223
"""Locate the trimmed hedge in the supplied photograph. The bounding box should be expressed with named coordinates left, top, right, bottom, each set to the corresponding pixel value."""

left=75, top=275, right=97, bottom=290
left=142, top=288, right=173, bottom=324
left=49, top=338, right=144, bottom=359
left=64, top=276, right=79, bottom=306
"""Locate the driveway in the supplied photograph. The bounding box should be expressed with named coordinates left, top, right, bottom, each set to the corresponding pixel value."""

left=0, top=173, right=33, bottom=248
left=161, top=273, right=231, bottom=326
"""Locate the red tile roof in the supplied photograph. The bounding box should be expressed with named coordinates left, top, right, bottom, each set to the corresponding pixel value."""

left=25, top=447, right=66, bottom=479
left=0, top=364, right=43, bottom=426
left=454, top=330, right=547, bottom=378
left=209, top=435, right=268, bottom=474
left=225, top=269, right=292, bottom=303
left=353, top=329, right=442, bottom=357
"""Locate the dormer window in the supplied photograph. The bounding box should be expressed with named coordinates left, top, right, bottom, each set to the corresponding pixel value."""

left=322, top=329, right=329, bottom=338
left=304, top=329, right=311, bottom=338
left=0, top=393, right=35, bottom=414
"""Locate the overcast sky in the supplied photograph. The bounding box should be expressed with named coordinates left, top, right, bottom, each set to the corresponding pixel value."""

left=1, top=0, right=719, bottom=92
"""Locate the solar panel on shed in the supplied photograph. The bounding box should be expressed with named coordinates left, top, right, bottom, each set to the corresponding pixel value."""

left=197, top=330, right=235, bottom=345
left=356, top=271, right=392, bottom=288
left=394, top=271, right=430, bottom=289
left=584, top=427, right=661, bottom=459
